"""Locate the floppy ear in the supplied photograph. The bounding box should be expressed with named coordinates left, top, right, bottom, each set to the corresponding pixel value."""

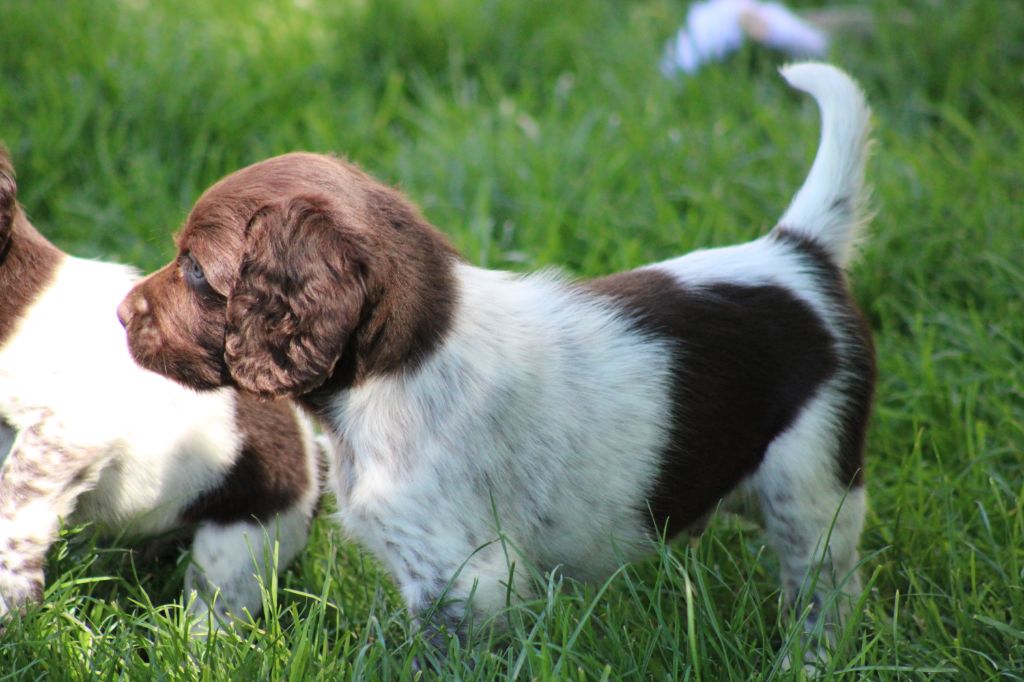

left=0, top=147, right=16, bottom=247
left=224, top=196, right=368, bottom=398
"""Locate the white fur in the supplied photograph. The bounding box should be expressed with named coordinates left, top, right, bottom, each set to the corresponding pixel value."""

left=328, top=266, right=673, bottom=617
left=317, top=63, right=873, bottom=642
left=185, top=504, right=312, bottom=630
left=0, top=255, right=319, bottom=622
left=778, top=62, right=872, bottom=268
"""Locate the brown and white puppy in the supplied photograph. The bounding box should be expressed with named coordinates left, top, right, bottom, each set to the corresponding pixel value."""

left=120, top=63, right=875, bottom=652
left=0, top=148, right=321, bottom=628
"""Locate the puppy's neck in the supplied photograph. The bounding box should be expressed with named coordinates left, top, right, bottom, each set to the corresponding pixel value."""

left=0, top=213, right=64, bottom=345
left=301, top=216, right=462, bottom=416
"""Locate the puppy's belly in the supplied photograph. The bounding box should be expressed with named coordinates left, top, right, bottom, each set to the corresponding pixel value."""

left=335, top=452, right=657, bottom=610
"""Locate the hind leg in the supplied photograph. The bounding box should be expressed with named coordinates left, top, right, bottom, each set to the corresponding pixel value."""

left=750, top=397, right=866, bottom=657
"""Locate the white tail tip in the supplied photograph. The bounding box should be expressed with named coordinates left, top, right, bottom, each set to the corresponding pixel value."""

left=775, top=62, right=872, bottom=269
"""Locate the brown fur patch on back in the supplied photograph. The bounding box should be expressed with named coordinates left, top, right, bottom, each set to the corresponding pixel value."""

left=585, top=269, right=840, bottom=536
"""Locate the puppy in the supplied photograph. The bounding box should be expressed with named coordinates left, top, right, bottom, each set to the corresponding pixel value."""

left=120, top=63, right=876, bottom=650
left=0, top=149, right=321, bottom=628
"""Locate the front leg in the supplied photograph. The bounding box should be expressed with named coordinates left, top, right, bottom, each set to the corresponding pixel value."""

left=388, top=532, right=534, bottom=661
left=0, top=413, right=103, bottom=617
left=184, top=504, right=311, bottom=632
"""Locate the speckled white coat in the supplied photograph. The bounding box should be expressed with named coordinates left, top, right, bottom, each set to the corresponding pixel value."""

left=320, top=63, right=874, bottom=643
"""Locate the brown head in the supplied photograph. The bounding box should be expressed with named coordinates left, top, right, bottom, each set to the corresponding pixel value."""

left=0, top=147, right=64, bottom=345
left=0, top=147, right=16, bottom=254
left=118, top=153, right=460, bottom=406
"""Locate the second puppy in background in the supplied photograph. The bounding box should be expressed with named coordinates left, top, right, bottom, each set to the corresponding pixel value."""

left=0, top=149, right=322, bottom=628
left=120, top=62, right=876, bottom=656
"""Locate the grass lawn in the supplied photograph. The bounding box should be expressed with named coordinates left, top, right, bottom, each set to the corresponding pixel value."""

left=1, top=0, right=1022, bottom=678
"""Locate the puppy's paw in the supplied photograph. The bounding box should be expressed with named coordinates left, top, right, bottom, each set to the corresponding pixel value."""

left=781, top=624, right=835, bottom=677
left=182, top=578, right=234, bottom=637
left=781, top=647, right=830, bottom=677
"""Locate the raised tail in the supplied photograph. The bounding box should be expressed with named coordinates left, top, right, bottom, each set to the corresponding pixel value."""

left=774, top=62, right=872, bottom=269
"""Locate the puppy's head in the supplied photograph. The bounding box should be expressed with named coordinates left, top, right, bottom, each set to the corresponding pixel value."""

left=120, top=153, right=457, bottom=399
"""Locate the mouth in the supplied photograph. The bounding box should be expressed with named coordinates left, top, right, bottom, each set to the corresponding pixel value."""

left=118, top=297, right=173, bottom=378
left=122, top=316, right=166, bottom=375
left=123, top=314, right=231, bottom=392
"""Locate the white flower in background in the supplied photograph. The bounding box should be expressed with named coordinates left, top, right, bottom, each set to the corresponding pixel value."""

left=662, top=0, right=829, bottom=75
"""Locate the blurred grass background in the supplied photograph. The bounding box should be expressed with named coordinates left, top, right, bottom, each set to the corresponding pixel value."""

left=1, top=0, right=1022, bottom=679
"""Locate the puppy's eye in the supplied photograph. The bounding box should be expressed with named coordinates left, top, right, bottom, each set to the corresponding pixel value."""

left=181, top=253, right=209, bottom=290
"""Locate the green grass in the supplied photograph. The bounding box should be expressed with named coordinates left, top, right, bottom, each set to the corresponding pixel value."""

left=1, top=0, right=1022, bottom=678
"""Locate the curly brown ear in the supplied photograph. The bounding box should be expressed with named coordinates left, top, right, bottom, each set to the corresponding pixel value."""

left=0, top=146, right=16, bottom=247
left=225, top=196, right=368, bottom=398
